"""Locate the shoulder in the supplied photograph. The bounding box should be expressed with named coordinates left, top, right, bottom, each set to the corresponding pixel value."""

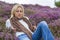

left=6, top=19, right=10, bottom=23
left=23, top=16, right=29, bottom=20
left=5, top=19, right=11, bottom=27
left=5, top=19, right=11, bottom=25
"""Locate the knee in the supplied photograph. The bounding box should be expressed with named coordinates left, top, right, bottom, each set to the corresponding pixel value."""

left=39, top=21, right=47, bottom=25
left=37, top=21, right=48, bottom=27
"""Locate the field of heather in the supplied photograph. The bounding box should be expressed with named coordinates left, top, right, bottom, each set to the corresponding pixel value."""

left=0, top=1, right=60, bottom=40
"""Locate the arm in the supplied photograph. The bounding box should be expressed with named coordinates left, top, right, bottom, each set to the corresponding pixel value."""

left=5, top=19, right=11, bottom=29
left=25, top=17, right=36, bottom=32
left=5, top=19, right=16, bottom=33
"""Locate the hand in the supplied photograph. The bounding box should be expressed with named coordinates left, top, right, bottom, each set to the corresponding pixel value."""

left=12, top=28, right=16, bottom=32
left=33, top=25, right=36, bottom=30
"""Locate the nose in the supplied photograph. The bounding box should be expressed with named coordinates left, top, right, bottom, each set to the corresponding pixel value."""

left=18, top=13, right=22, bottom=15
left=18, top=11, right=21, bottom=13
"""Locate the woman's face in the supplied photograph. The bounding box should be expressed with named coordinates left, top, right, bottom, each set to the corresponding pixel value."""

left=14, top=7, right=24, bottom=18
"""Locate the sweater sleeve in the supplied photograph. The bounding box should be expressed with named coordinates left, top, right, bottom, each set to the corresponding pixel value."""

left=5, top=19, right=15, bottom=29
left=5, top=19, right=12, bottom=29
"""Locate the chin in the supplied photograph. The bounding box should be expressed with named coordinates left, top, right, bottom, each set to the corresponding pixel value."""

left=18, top=17, right=22, bottom=18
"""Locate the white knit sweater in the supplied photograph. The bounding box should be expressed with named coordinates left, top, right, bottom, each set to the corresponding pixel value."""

left=5, top=18, right=33, bottom=37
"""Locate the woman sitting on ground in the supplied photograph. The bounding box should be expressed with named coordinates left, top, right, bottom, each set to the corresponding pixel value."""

left=5, top=4, right=54, bottom=40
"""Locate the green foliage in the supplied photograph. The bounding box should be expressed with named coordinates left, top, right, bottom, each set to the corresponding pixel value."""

left=0, top=21, right=5, bottom=32
left=49, top=26, right=60, bottom=37
left=55, top=1, right=60, bottom=7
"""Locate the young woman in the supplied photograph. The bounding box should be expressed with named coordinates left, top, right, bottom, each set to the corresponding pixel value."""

left=5, top=4, right=54, bottom=40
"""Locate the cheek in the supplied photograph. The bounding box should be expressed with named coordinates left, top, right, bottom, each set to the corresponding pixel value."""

left=14, top=13, right=19, bottom=17
left=19, top=13, right=23, bottom=16
left=21, top=14, right=23, bottom=15
left=14, top=12, right=24, bottom=17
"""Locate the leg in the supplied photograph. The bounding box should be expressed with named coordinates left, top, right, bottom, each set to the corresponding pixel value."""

left=18, top=34, right=30, bottom=40
left=41, top=21, right=54, bottom=40
left=32, top=21, right=54, bottom=40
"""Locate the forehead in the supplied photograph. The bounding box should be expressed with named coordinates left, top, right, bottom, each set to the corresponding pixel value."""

left=16, top=7, right=23, bottom=10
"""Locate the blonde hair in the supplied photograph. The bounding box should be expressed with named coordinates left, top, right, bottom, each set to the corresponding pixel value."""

left=10, top=4, right=24, bottom=19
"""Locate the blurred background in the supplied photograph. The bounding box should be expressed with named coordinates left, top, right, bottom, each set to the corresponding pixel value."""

left=0, top=0, right=60, bottom=40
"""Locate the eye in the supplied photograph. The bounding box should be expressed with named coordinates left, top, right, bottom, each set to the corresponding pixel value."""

left=16, top=10, right=23, bottom=13
left=16, top=10, right=19, bottom=12
left=20, top=10, right=23, bottom=12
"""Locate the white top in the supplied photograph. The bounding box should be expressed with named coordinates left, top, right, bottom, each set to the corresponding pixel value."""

left=5, top=17, right=33, bottom=37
